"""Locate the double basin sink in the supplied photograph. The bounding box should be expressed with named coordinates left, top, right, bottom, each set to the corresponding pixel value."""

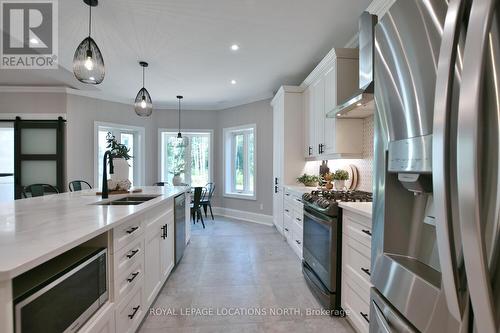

left=97, top=195, right=159, bottom=206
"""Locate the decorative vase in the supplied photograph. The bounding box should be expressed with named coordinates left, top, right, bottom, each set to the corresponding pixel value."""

left=326, top=181, right=333, bottom=190
left=172, top=174, right=183, bottom=186
left=110, top=158, right=129, bottom=183
left=334, top=180, right=346, bottom=191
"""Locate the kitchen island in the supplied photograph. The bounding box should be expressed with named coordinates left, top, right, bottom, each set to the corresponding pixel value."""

left=0, top=186, right=190, bottom=333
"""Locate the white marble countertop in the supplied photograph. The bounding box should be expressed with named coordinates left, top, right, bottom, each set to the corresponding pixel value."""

left=339, top=202, right=373, bottom=219
left=0, top=186, right=188, bottom=281
left=283, top=185, right=317, bottom=194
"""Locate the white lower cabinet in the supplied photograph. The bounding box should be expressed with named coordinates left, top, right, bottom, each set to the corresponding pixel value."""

left=144, top=208, right=174, bottom=308
left=116, top=286, right=144, bottom=333
left=82, top=197, right=182, bottom=333
left=79, top=303, right=115, bottom=333
left=341, top=210, right=372, bottom=333
left=283, top=187, right=305, bottom=259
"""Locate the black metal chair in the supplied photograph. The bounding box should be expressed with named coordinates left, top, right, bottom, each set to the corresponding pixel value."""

left=201, top=183, right=215, bottom=220
left=68, top=180, right=92, bottom=192
left=22, top=184, right=60, bottom=198
left=190, top=187, right=206, bottom=228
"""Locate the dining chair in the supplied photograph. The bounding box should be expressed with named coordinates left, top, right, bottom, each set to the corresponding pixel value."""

left=22, top=184, right=60, bottom=198
left=201, top=183, right=215, bottom=220
left=68, top=180, right=92, bottom=192
left=154, top=182, right=167, bottom=186
left=190, top=187, right=206, bottom=228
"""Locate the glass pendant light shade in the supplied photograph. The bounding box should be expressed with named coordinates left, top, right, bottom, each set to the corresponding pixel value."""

left=135, top=88, right=153, bottom=117
left=73, top=37, right=105, bottom=84
left=134, top=61, right=153, bottom=117
left=73, top=0, right=104, bottom=84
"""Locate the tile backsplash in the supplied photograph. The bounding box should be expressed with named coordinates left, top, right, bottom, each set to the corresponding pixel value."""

left=303, top=116, right=374, bottom=192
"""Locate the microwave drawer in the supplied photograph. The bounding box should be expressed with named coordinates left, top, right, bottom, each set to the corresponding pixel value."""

left=113, top=217, right=144, bottom=253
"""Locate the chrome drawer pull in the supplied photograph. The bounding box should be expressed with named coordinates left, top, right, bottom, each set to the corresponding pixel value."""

left=126, top=226, right=139, bottom=234
left=128, top=306, right=140, bottom=319
left=127, top=271, right=139, bottom=283
left=284, top=228, right=289, bottom=231
left=361, top=229, right=372, bottom=236
left=126, top=249, right=139, bottom=259
left=295, top=240, right=301, bottom=245
left=296, top=218, right=302, bottom=222
left=285, top=209, right=290, bottom=212
left=360, top=312, right=369, bottom=323
left=361, top=267, right=371, bottom=276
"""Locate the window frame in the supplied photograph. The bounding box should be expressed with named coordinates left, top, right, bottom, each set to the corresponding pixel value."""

left=93, top=121, right=145, bottom=187
left=223, top=124, right=257, bottom=200
left=158, top=128, right=214, bottom=186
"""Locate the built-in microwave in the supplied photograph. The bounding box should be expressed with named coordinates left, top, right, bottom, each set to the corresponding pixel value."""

left=13, top=247, right=108, bottom=333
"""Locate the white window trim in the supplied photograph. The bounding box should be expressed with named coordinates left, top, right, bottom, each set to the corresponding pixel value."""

left=223, top=124, right=257, bottom=200
left=93, top=121, right=146, bottom=187
left=157, top=128, right=214, bottom=185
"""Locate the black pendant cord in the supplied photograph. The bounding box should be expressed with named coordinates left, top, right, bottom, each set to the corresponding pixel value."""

left=87, top=3, right=92, bottom=52
left=88, top=3, right=92, bottom=37
left=178, top=98, right=181, bottom=134
left=142, top=66, right=145, bottom=89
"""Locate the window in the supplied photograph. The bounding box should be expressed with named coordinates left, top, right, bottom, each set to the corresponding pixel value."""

left=159, top=130, right=212, bottom=186
left=224, top=124, right=256, bottom=199
left=94, top=122, right=145, bottom=188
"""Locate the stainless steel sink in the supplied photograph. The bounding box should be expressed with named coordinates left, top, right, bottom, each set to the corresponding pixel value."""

left=114, top=196, right=159, bottom=202
left=96, top=195, right=159, bottom=206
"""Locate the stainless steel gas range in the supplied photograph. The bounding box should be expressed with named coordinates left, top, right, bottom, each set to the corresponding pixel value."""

left=301, top=190, right=372, bottom=313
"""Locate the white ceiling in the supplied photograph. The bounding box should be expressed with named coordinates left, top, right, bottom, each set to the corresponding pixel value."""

left=0, top=0, right=371, bottom=109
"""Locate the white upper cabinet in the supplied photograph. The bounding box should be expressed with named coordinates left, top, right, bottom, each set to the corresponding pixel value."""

left=304, top=49, right=364, bottom=160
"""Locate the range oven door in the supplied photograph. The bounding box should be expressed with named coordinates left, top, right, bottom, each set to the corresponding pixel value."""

left=302, top=207, right=339, bottom=292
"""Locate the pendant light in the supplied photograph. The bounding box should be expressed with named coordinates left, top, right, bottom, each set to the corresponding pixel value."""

left=73, top=0, right=105, bottom=84
left=176, top=95, right=183, bottom=139
left=134, top=61, right=153, bottom=117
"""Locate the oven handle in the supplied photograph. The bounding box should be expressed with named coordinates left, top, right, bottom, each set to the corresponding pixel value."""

left=303, top=209, right=333, bottom=227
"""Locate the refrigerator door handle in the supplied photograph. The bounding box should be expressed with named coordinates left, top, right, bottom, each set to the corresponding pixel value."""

left=457, top=0, right=498, bottom=332
left=432, top=0, right=467, bottom=321
left=372, top=301, right=391, bottom=333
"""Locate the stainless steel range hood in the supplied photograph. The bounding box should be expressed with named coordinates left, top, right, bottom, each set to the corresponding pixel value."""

left=327, top=12, right=377, bottom=119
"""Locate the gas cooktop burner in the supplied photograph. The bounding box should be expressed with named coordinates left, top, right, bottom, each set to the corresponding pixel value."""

left=302, top=190, right=373, bottom=216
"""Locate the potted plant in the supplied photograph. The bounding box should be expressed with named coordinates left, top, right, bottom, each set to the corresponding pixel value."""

left=105, top=132, right=132, bottom=187
left=333, top=169, right=349, bottom=190
left=296, top=174, right=320, bottom=187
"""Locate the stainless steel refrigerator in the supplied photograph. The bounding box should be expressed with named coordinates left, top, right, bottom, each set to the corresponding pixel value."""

left=371, top=0, right=500, bottom=332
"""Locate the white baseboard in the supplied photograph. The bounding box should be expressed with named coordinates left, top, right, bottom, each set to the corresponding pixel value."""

left=212, top=207, right=273, bottom=226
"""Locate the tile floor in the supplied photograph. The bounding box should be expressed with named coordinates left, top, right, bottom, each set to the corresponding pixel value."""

left=139, top=216, right=354, bottom=333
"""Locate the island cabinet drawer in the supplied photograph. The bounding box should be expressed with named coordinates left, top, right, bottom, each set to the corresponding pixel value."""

left=342, top=281, right=370, bottom=333
left=113, top=217, right=144, bottom=253
left=115, top=259, right=144, bottom=303
left=343, top=214, right=372, bottom=249
left=343, top=236, right=371, bottom=287
left=114, top=238, right=144, bottom=279
left=116, top=285, right=144, bottom=333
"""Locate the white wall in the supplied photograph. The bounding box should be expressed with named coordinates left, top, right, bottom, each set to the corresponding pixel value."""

left=0, top=91, right=274, bottom=216
left=214, top=99, right=274, bottom=215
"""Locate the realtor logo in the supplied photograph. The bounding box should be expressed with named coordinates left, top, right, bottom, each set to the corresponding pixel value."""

left=1, top=0, right=58, bottom=68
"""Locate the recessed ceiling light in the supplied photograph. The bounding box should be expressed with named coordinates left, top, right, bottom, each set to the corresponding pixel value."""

left=230, top=44, right=239, bottom=51
left=231, top=80, right=237, bottom=85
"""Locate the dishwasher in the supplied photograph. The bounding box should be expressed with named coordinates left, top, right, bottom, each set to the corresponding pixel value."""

left=174, top=193, right=186, bottom=265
